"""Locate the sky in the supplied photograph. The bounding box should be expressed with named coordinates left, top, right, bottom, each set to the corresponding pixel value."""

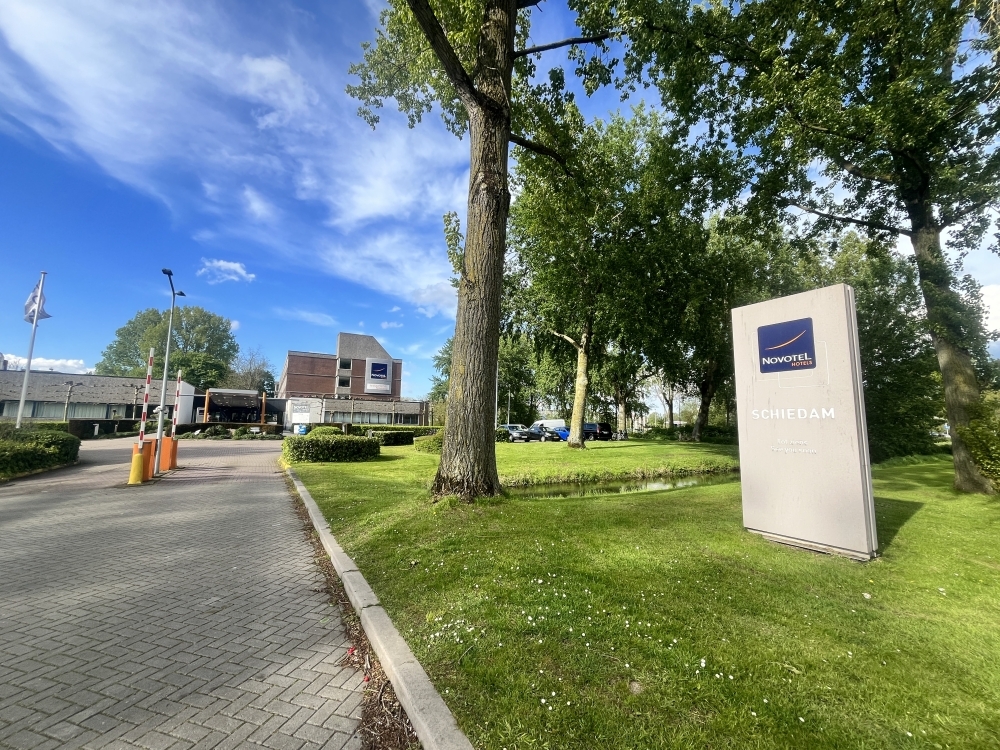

left=0, top=1, right=998, bottom=398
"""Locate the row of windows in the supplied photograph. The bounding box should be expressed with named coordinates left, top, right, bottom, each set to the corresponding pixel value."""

left=0, top=401, right=147, bottom=420
left=327, top=411, right=419, bottom=425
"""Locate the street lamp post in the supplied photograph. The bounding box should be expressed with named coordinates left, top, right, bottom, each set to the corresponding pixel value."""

left=154, top=269, right=185, bottom=476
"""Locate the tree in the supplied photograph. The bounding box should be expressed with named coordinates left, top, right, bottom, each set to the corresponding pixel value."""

left=508, top=110, right=656, bottom=447
left=220, top=347, right=276, bottom=396
left=580, top=0, right=1000, bottom=490
left=95, top=306, right=239, bottom=386
left=428, top=337, right=453, bottom=405
left=349, top=0, right=613, bottom=497
left=95, top=309, right=164, bottom=376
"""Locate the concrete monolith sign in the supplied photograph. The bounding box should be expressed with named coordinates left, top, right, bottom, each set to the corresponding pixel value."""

left=731, top=284, right=877, bottom=560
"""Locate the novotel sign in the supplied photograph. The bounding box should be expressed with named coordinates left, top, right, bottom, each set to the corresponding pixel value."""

left=364, top=358, right=392, bottom=394
left=731, top=284, right=877, bottom=560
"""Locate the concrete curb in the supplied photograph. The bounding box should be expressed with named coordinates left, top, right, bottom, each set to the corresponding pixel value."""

left=286, top=468, right=475, bottom=750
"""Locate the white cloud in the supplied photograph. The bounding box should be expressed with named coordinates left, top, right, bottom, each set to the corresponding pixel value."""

left=3, top=355, right=90, bottom=373
left=273, top=307, right=337, bottom=327
left=0, top=1, right=467, bottom=316
left=983, top=284, right=1000, bottom=333
left=197, top=258, right=256, bottom=284
left=389, top=306, right=400, bottom=312
left=381, top=321, right=402, bottom=329
left=230, top=319, right=240, bottom=331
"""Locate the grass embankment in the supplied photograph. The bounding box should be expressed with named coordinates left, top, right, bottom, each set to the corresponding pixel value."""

left=293, top=444, right=1000, bottom=749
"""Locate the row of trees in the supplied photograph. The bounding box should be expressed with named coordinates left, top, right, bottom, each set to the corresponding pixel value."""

left=354, top=0, right=1000, bottom=497
left=95, top=307, right=276, bottom=395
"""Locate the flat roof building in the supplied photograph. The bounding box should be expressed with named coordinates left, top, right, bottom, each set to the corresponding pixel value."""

left=277, top=332, right=427, bottom=426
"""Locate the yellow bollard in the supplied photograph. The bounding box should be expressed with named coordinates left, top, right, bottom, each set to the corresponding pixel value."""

left=128, top=442, right=145, bottom=485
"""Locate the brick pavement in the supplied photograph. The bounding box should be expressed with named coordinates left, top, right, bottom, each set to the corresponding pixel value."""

left=0, top=440, right=363, bottom=750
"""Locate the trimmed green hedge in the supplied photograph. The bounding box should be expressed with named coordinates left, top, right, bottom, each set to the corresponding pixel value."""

left=283, top=435, right=380, bottom=463
left=414, top=432, right=443, bottom=454
left=308, top=426, right=343, bottom=437
left=370, top=430, right=414, bottom=446
left=0, top=431, right=81, bottom=478
left=345, top=424, right=438, bottom=437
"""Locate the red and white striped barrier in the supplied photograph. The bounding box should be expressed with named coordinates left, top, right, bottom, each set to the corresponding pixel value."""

left=172, top=369, right=182, bottom=435
left=138, top=348, right=154, bottom=442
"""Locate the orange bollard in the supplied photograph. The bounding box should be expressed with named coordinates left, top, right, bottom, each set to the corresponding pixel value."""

left=142, top=438, right=157, bottom=481
left=170, top=437, right=179, bottom=469
left=159, top=438, right=172, bottom=472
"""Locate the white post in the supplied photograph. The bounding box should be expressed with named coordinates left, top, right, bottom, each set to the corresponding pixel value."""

left=153, top=297, right=177, bottom=475
left=138, top=348, right=154, bottom=443
left=15, top=271, right=46, bottom=429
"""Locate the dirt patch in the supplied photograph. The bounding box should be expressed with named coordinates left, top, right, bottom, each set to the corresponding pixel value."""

left=287, top=479, right=420, bottom=750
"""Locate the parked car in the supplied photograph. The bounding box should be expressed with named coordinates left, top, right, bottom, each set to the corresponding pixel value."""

left=500, top=424, right=530, bottom=442
left=553, top=425, right=570, bottom=441
left=525, top=424, right=562, bottom=442
left=581, top=422, right=613, bottom=440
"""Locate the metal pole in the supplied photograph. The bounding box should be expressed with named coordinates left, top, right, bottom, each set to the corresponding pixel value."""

left=63, top=382, right=74, bottom=422
left=172, top=370, right=182, bottom=435
left=15, top=271, right=46, bottom=429
left=153, top=293, right=176, bottom=476
left=507, top=390, right=511, bottom=425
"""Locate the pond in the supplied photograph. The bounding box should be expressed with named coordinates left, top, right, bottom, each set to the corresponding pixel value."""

left=505, top=472, right=740, bottom=499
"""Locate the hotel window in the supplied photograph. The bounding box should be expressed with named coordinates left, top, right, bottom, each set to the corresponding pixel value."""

left=339, top=358, right=351, bottom=370
left=338, top=376, right=350, bottom=388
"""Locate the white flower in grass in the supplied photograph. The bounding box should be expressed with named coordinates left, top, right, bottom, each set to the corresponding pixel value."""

left=799, top=717, right=805, bottom=722
left=862, top=592, right=871, bottom=599
left=751, top=711, right=757, bottom=717
left=540, top=698, right=545, bottom=704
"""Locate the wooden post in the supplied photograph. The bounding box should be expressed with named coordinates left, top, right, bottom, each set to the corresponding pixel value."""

left=203, top=389, right=210, bottom=423
left=261, top=392, right=266, bottom=425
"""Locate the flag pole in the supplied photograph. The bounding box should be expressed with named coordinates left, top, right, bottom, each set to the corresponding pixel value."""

left=15, top=271, right=47, bottom=429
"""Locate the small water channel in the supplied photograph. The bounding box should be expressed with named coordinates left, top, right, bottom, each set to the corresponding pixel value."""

left=505, top=472, right=740, bottom=500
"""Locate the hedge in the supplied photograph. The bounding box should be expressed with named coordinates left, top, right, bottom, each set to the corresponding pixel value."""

left=414, top=432, right=443, bottom=454
left=282, top=435, right=380, bottom=463
left=307, top=426, right=343, bottom=437
left=344, top=424, right=438, bottom=437
left=496, top=427, right=510, bottom=442
left=0, top=431, right=81, bottom=478
left=369, top=430, right=414, bottom=446
left=174, top=422, right=283, bottom=436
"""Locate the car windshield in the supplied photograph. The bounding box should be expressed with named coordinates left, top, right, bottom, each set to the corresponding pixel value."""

left=584, top=423, right=596, bottom=430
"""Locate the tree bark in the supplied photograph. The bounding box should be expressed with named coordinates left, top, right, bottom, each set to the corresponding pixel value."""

left=566, top=321, right=592, bottom=449
left=430, top=0, right=516, bottom=499
left=691, top=359, right=719, bottom=442
left=907, top=217, right=994, bottom=494
left=616, top=394, right=627, bottom=433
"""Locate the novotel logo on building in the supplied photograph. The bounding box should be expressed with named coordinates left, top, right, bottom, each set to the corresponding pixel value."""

left=370, top=363, right=388, bottom=380
left=757, top=317, right=816, bottom=373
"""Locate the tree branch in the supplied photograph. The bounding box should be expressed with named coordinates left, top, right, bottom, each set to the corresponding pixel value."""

left=509, top=133, right=572, bottom=176
left=549, top=329, right=581, bottom=350
left=516, top=0, right=544, bottom=8
left=405, top=0, right=479, bottom=109
left=829, top=154, right=897, bottom=186
left=514, top=33, right=612, bottom=58
left=788, top=201, right=911, bottom=236
left=941, top=197, right=995, bottom=226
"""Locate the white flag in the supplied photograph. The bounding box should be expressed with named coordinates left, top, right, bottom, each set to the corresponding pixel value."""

left=24, top=281, right=51, bottom=324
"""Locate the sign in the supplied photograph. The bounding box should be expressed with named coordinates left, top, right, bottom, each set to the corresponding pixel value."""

left=731, top=284, right=877, bottom=560
left=364, top=358, right=392, bottom=394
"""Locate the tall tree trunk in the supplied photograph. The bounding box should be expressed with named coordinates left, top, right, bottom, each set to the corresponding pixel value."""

left=616, top=393, right=627, bottom=433
left=907, top=211, right=994, bottom=494
left=691, top=359, right=719, bottom=442
left=431, top=0, right=515, bottom=499
left=566, top=322, right=592, bottom=449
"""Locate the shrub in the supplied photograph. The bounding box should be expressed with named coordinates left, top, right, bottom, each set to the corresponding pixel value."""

left=308, top=426, right=343, bottom=437
left=203, top=424, right=229, bottom=437
left=0, top=431, right=81, bottom=478
left=33, top=421, right=71, bottom=433
left=370, top=430, right=414, bottom=446
left=414, top=432, right=443, bottom=454
left=282, top=435, right=380, bottom=463
left=957, top=392, right=1000, bottom=491
left=496, top=427, right=510, bottom=442
left=344, top=424, right=438, bottom=437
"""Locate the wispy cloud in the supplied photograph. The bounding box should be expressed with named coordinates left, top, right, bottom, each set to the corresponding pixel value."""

left=3, top=355, right=90, bottom=373
left=389, top=306, right=400, bottom=312
left=273, top=307, right=337, bottom=327
left=381, top=321, right=402, bottom=329
left=0, top=0, right=466, bottom=316
left=230, top=319, right=240, bottom=331
left=197, top=258, right=256, bottom=284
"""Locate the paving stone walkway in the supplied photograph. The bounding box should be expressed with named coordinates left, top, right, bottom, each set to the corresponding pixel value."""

left=0, top=440, right=363, bottom=750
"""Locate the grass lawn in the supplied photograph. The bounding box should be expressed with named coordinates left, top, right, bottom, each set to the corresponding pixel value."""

left=293, top=442, right=1000, bottom=749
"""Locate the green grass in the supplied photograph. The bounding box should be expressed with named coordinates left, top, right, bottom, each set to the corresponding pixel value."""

left=293, top=443, right=1000, bottom=749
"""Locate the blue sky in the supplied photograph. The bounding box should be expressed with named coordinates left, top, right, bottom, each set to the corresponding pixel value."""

left=1, top=1, right=997, bottom=396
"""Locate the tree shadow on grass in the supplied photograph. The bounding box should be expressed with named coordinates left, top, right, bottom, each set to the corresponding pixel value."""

left=874, top=496, right=923, bottom=552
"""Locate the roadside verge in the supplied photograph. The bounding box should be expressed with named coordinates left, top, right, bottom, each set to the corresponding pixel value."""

left=286, top=467, right=475, bottom=750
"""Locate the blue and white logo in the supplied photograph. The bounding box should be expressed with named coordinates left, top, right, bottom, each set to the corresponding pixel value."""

left=370, top=362, right=388, bottom=380
left=757, top=318, right=816, bottom=373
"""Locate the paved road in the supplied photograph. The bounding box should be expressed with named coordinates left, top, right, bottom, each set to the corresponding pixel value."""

left=0, top=440, right=363, bottom=750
